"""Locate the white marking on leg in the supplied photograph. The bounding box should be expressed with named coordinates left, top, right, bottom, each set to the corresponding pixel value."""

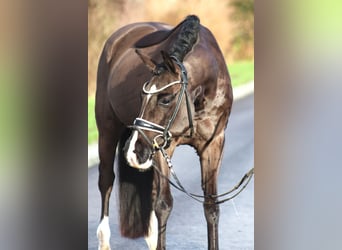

left=145, top=210, right=158, bottom=250
left=97, top=216, right=111, bottom=250
left=126, top=131, right=153, bottom=170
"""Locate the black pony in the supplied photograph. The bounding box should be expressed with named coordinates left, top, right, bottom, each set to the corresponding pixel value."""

left=95, top=15, right=233, bottom=250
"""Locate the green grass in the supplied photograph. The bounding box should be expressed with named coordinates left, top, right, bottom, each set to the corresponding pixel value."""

left=229, top=60, right=254, bottom=88
left=88, top=60, right=254, bottom=144
left=88, top=96, right=97, bottom=144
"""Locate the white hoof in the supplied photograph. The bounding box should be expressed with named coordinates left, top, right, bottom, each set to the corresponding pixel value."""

left=97, top=216, right=111, bottom=250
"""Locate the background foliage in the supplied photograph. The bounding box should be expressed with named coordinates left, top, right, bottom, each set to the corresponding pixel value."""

left=88, top=0, right=254, bottom=95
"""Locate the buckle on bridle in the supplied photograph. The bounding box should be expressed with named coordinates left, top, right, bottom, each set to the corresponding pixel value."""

left=152, top=138, right=160, bottom=150
left=132, top=118, right=172, bottom=151
left=152, top=133, right=171, bottom=151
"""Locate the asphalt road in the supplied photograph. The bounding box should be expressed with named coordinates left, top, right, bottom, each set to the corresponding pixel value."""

left=88, top=93, right=254, bottom=250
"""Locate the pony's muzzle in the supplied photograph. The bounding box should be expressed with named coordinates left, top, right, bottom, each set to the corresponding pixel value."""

left=124, top=131, right=153, bottom=171
left=134, top=139, right=153, bottom=164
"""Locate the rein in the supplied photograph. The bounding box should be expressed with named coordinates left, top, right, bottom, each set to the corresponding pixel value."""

left=130, top=56, right=253, bottom=205
left=154, top=144, right=254, bottom=205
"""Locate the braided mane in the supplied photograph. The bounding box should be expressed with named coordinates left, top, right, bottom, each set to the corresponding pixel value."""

left=169, top=15, right=200, bottom=62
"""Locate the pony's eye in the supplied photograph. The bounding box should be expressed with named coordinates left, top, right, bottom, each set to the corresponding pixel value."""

left=158, top=94, right=175, bottom=107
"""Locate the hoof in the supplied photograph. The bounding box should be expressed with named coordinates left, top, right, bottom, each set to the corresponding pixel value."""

left=98, top=244, right=111, bottom=250
left=97, top=216, right=111, bottom=250
left=97, top=229, right=111, bottom=250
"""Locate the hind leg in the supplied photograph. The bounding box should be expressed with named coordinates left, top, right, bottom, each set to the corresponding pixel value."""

left=96, top=113, right=123, bottom=250
left=199, top=132, right=225, bottom=250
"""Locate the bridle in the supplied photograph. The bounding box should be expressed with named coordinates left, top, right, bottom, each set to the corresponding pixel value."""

left=129, top=56, right=254, bottom=205
left=131, top=56, right=193, bottom=152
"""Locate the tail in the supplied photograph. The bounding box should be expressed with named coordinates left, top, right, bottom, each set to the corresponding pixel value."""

left=117, top=128, right=154, bottom=238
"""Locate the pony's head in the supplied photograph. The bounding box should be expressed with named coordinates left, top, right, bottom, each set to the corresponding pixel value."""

left=124, top=49, right=199, bottom=170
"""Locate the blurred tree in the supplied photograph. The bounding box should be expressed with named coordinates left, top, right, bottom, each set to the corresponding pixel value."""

left=88, top=0, right=240, bottom=95
left=230, top=0, right=254, bottom=60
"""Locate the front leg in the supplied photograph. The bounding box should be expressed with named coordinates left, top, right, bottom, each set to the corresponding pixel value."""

left=96, top=132, right=118, bottom=250
left=155, top=176, right=173, bottom=250
left=145, top=149, right=174, bottom=250
left=199, top=132, right=225, bottom=250
left=203, top=199, right=220, bottom=250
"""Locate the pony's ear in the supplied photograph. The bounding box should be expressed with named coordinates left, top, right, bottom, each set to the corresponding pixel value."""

left=161, top=50, right=176, bottom=74
left=135, top=49, right=157, bottom=72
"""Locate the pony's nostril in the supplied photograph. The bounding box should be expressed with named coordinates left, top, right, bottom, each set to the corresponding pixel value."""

left=135, top=140, right=151, bottom=164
